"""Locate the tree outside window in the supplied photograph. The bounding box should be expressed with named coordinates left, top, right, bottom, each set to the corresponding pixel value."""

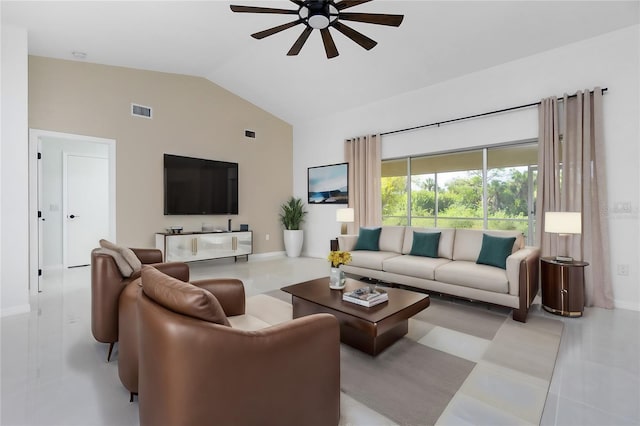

left=381, top=142, right=537, bottom=242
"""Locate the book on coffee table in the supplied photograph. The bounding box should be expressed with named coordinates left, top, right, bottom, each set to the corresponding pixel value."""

left=342, top=287, right=389, bottom=307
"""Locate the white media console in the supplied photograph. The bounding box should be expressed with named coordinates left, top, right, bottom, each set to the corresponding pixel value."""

left=155, top=231, right=252, bottom=263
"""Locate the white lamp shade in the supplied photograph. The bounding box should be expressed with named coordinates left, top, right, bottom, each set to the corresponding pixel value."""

left=544, top=212, right=582, bottom=234
left=336, top=208, right=354, bottom=223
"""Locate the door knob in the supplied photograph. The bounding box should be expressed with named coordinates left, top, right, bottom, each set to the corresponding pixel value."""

left=68, top=214, right=79, bottom=219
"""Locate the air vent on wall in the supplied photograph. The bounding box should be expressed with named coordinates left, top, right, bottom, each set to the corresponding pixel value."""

left=244, top=129, right=256, bottom=139
left=131, top=103, right=152, bottom=119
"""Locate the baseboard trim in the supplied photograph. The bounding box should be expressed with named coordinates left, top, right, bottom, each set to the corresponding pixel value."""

left=614, top=300, right=640, bottom=311
left=250, top=251, right=286, bottom=260
left=1, top=304, right=31, bottom=318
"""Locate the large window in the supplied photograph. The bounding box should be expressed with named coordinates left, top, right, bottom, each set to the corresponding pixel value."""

left=381, top=142, right=537, bottom=242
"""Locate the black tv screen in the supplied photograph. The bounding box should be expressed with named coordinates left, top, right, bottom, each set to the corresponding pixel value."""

left=164, top=154, right=238, bottom=215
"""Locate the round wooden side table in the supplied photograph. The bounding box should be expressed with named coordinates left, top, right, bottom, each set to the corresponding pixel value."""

left=540, top=257, right=589, bottom=317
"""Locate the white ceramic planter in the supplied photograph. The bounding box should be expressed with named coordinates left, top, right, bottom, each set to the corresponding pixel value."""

left=283, top=229, right=304, bottom=257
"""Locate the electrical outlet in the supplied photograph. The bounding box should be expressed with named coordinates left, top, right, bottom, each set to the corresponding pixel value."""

left=265, top=234, right=270, bottom=241
left=617, top=264, right=629, bottom=276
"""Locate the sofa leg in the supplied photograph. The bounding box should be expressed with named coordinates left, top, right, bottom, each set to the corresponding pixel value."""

left=107, top=342, right=115, bottom=362
left=512, top=308, right=528, bottom=323
left=130, top=392, right=138, bottom=403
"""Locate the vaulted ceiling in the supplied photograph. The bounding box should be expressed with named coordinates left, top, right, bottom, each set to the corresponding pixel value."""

left=3, top=1, right=639, bottom=125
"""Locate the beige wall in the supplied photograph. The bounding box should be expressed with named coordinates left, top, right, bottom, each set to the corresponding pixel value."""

left=29, top=56, right=292, bottom=253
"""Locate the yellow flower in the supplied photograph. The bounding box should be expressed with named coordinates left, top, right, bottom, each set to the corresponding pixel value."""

left=328, top=250, right=352, bottom=267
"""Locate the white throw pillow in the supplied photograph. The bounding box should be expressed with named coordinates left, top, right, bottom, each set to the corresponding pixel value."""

left=94, top=247, right=134, bottom=277
left=99, top=239, right=142, bottom=272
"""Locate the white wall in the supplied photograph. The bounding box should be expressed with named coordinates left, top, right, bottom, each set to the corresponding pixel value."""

left=1, top=25, right=30, bottom=316
left=294, top=25, right=640, bottom=311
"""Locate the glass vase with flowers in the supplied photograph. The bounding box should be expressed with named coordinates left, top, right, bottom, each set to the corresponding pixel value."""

left=327, top=250, right=352, bottom=289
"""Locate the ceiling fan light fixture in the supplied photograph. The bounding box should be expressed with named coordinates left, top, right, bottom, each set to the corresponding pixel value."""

left=230, top=0, right=404, bottom=59
left=308, top=13, right=330, bottom=29
left=304, top=1, right=333, bottom=29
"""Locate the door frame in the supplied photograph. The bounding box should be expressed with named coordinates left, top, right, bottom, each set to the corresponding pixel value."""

left=28, top=129, right=116, bottom=294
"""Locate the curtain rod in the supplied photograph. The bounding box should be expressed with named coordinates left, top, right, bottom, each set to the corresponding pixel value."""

left=381, top=87, right=608, bottom=137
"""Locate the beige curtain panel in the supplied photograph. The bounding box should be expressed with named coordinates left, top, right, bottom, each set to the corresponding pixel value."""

left=344, top=134, right=382, bottom=232
left=537, top=88, right=613, bottom=308
left=536, top=96, right=561, bottom=255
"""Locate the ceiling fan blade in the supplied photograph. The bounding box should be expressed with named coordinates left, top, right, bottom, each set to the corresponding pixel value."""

left=230, top=5, right=298, bottom=15
left=339, top=12, right=404, bottom=27
left=320, top=28, right=339, bottom=59
left=289, top=0, right=304, bottom=6
left=287, top=27, right=314, bottom=56
left=334, top=0, right=372, bottom=11
left=332, top=21, right=377, bottom=50
left=252, top=19, right=303, bottom=39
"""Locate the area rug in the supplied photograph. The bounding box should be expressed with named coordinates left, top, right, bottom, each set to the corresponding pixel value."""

left=262, top=290, right=563, bottom=426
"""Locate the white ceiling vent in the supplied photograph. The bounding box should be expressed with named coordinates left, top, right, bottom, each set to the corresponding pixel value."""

left=131, top=103, right=152, bottom=119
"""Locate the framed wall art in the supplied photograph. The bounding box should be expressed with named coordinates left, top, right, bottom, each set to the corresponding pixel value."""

left=307, top=162, right=349, bottom=204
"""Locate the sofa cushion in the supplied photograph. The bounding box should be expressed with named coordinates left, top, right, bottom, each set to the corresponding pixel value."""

left=141, top=266, right=231, bottom=326
left=354, top=227, right=382, bottom=251
left=402, top=227, right=456, bottom=259
left=383, top=255, right=451, bottom=280
left=337, top=234, right=358, bottom=252
left=452, top=229, right=524, bottom=262
left=245, top=294, right=293, bottom=326
left=476, top=234, right=516, bottom=269
left=100, top=239, right=142, bottom=272
left=227, top=314, right=272, bottom=331
left=435, top=260, right=509, bottom=293
left=379, top=226, right=406, bottom=253
left=409, top=231, right=441, bottom=258
left=349, top=251, right=402, bottom=271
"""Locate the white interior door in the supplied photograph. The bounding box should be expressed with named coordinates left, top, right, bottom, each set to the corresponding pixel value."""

left=64, top=154, right=109, bottom=267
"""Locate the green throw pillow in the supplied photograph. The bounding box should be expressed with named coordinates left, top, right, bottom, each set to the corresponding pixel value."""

left=476, top=234, right=517, bottom=270
left=410, top=231, right=441, bottom=258
left=354, top=227, right=382, bottom=251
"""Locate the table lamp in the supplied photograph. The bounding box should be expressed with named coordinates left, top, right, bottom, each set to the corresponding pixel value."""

left=544, top=211, right=581, bottom=262
left=336, top=208, right=354, bottom=235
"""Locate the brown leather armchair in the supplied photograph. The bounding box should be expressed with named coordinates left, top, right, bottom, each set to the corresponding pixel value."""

left=137, top=267, right=341, bottom=426
left=118, top=270, right=247, bottom=399
left=90, top=248, right=189, bottom=361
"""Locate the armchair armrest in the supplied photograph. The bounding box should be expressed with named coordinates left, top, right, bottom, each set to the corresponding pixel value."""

left=131, top=248, right=163, bottom=264
left=91, top=250, right=128, bottom=344
left=191, top=278, right=246, bottom=316
left=337, top=234, right=359, bottom=251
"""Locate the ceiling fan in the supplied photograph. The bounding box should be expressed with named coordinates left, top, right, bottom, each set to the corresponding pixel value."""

left=230, top=0, right=404, bottom=59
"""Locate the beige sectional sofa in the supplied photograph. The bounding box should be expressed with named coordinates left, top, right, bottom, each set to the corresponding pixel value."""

left=338, top=226, right=540, bottom=322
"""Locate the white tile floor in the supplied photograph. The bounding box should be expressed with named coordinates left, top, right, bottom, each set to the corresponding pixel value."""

left=1, top=255, right=639, bottom=425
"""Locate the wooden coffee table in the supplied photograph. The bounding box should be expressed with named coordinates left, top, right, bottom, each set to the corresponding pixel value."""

left=281, top=277, right=430, bottom=355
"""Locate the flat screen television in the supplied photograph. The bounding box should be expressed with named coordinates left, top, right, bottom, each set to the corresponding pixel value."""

left=164, top=154, right=238, bottom=215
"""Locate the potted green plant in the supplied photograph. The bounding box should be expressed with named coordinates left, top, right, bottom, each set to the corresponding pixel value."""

left=279, top=197, right=307, bottom=257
